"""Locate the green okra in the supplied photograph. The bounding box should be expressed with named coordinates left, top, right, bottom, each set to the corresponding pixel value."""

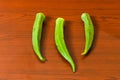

left=55, top=18, right=76, bottom=72
left=32, top=13, right=45, bottom=61
left=81, top=13, right=94, bottom=55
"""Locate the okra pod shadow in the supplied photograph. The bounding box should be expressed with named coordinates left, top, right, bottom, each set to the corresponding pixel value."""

left=64, top=20, right=78, bottom=71
left=40, top=16, right=52, bottom=62
left=82, top=16, right=99, bottom=59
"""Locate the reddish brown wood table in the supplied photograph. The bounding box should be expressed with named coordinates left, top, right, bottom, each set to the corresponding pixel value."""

left=0, top=0, right=120, bottom=79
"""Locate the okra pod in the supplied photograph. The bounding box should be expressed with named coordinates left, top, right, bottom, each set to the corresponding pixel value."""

left=81, top=13, right=94, bottom=55
left=32, top=13, right=45, bottom=61
left=55, top=18, right=75, bottom=72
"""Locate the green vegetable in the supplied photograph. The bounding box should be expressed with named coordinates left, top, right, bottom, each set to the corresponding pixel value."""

left=32, top=13, right=45, bottom=61
left=55, top=18, right=76, bottom=72
left=81, top=13, right=94, bottom=55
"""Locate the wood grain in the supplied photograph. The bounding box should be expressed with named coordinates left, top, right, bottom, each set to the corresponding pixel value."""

left=0, top=0, right=120, bottom=79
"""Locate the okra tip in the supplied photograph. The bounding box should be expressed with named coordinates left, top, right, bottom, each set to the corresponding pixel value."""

left=72, top=66, right=76, bottom=73
left=70, top=61, right=76, bottom=72
left=81, top=52, right=86, bottom=56
left=39, top=57, right=46, bottom=62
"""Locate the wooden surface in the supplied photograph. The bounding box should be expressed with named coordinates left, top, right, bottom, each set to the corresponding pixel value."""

left=0, top=0, right=120, bottom=80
